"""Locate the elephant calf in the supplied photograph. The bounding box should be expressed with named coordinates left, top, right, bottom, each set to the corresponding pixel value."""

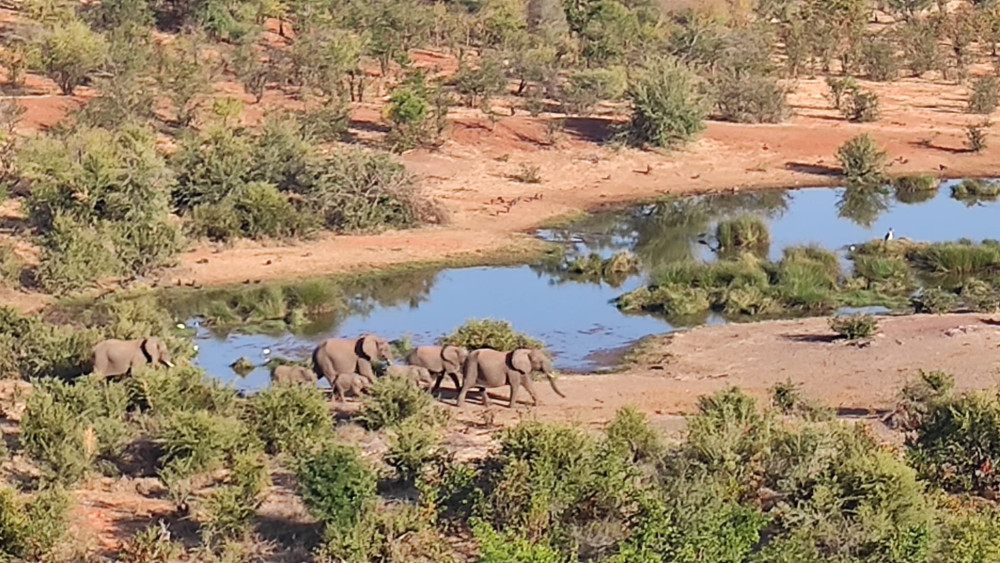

left=92, top=337, right=174, bottom=378
left=270, top=365, right=317, bottom=386
left=385, top=364, right=435, bottom=389
left=332, top=372, right=372, bottom=402
left=456, top=348, right=565, bottom=408
left=405, top=345, right=468, bottom=395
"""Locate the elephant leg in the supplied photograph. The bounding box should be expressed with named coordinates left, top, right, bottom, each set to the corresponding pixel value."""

left=431, top=372, right=445, bottom=395
left=480, top=387, right=492, bottom=407
left=508, top=377, right=520, bottom=408
left=456, top=385, right=470, bottom=407
left=521, top=377, right=541, bottom=406
left=448, top=372, right=462, bottom=392
left=357, top=359, right=374, bottom=380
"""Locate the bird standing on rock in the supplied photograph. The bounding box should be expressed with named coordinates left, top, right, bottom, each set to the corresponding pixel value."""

left=884, top=228, right=894, bottom=242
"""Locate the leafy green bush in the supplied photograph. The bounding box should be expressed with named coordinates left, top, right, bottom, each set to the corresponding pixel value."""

left=32, top=19, right=109, bottom=95
left=841, top=88, right=881, bottom=122
left=968, top=75, right=999, bottom=115
left=297, top=443, right=376, bottom=528
left=561, top=67, right=627, bottom=115
left=0, top=486, right=69, bottom=561
left=862, top=35, right=900, bottom=81
left=473, top=520, right=561, bottom=563
left=909, top=390, right=1000, bottom=493
left=0, top=306, right=98, bottom=380
left=837, top=133, right=888, bottom=184
left=360, top=373, right=440, bottom=430
left=912, top=287, right=958, bottom=314
left=715, top=215, right=770, bottom=250
left=826, top=76, right=858, bottom=109
left=202, top=452, right=270, bottom=542
left=244, top=384, right=332, bottom=456
left=967, top=120, right=989, bottom=153
left=713, top=73, right=789, bottom=123
left=318, top=502, right=453, bottom=563
left=829, top=313, right=879, bottom=340
left=439, top=319, right=543, bottom=351
left=604, top=405, right=663, bottom=462
left=892, top=174, right=938, bottom=194
left=129, top=365, right=237, bottom=416
left=385, top=419, right=440, bottom=482
left=20, top=377, right=130, bottom=483
left=118, top=523, right=181, bottom=563
left=626, top=59, right=707, bottom=148
left=155, top=409, right=258, bottom=477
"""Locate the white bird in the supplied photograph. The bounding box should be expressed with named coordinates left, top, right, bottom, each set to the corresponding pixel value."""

left=884, top=228, right=894, bottom=242
left=176, top=323, right=186, bottom=329
left=193, top=345, right=199, bottom=352
left=262, top=348, right=271, bottom=356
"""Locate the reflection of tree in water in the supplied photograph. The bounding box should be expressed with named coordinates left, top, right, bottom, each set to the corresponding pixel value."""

left=539, top=191, right=790, bottom=275
left=837, top=184, right=890, bottom=228
left=301, top=269, right=440, bottom=335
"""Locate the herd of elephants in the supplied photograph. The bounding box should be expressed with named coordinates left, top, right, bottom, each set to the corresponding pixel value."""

left=89, top=333, right=566, bottom=408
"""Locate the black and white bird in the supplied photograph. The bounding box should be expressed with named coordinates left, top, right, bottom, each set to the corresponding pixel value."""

left=884, top=228, right=894, bottom=242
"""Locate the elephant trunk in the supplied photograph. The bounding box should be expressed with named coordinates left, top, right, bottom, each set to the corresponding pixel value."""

left=545, top=373, right=566, bottom=398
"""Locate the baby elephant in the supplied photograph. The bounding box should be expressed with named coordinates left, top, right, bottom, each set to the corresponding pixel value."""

left=270, top=364, right=317, bottom=386
left=385, top=365, right=435, bottom=389
left=332, top=372, right=372, bottom=402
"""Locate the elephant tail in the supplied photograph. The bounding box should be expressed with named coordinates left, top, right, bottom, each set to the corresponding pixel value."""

left=545, top=373, right=566, bottom=398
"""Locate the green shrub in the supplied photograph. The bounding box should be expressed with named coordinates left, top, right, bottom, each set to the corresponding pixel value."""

left=32, top=19, right=109, bottom=95
left=561, top=67, right=627, bottom=115
left=318, top=502, right=454, bottom=563
left=385, top=419, right=440, bottom=482
left=770, top=378, right=802, bottom=414
left=968, top=75, right=999, bottom=114
left=128, top=365, right=237, bottom=416
left=841, top=88, right=881, bottom=122
left=34, top=217, right=118, bottom=292
left=853, top=254, right=911, bottom=284
left=295, top=99, right=350, bottom=143
left=118, top=523, right=181, bottom=563
left=837, top=133, right=888, bottom=184
left=713, top=73, right=789, bottom=123
left=564, top=251, right=638, bottom=287
left=685, top=387, right=772, bottom=476
left=0, top=306, right=98, bottom=380
left=826, top=76, right=858, bottom=109
left=360, top=373, right=440, bottom=430
left=473, top=520, right=561, bottom=563
left=933, top=502, right=1000, bottom=562
left=626, top=59, right=707, bottom=148
left=912, top=287, right=959, bottom=314
left=715, top=215, right=770, bottom=250
left=439, top=319, right=543, bottom=351
left=511, top=164, right=543, bottom=184
left=604, top=405, right=663, bottom=462
left=20, top=377, right=130, bottom=484
left=0, top=246, right=23, bottom=287
left=155, top=409, right=257, bottom=477
left=829, top=313, right=879, bottom=340
left=892, top=174, right=938, bottom=193
left=202, top=452, right=270, bottom=542
left=967, top=120, right=989, bottom=153
left=0, top=486, right=69, bottom=561
left=909, top=390, right=1000, bottom=493
left=862, top=36, right=900, bottom=81
left=244, top=384, right=332, bottom=456
left=910, top=240, right=1000, bottom=276
left=297, top=443, right=376, bottom=528
left=951, top=178, right=1000, bottom=203
left=229, top=181, right=308, bottom=239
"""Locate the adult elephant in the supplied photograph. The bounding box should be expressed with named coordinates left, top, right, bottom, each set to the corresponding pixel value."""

left=92, top=337, right=174, bottom=377
left=405, top=345, right=468, bottom=394
left=456, top=348, right=565, bottom=408
left=312, top=334, right=393, bottom=385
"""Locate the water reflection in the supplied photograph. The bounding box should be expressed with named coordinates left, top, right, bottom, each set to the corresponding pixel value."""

left=183, top=180, right=1000, bottom=391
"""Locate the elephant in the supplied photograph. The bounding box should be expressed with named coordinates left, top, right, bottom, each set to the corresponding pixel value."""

left=312, top=334, right=393, bottom=385
left=270, top=364, right=317, bottom=386
left=385, top=364, right=435, bottom=389
left=405, top=345, right=468, bottom=394
left=332, top=372, right=372, bottom=402
left=91, top=337, right=174, bottom=377
left=456, top=348, right=565, bottom=408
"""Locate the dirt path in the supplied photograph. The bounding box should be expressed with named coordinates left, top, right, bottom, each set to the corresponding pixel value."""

left=437, top=312, right=1000, bottom=430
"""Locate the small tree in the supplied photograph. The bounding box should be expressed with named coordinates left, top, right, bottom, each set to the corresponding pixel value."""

left=385, top=82, right=430, bottom=151
left=626, top=59, right=707, bottom=148
left=837, top=133, right=888, bottom=185
left=33, top=20, right=109, bottom=95
left=968, top=75, right=1000, bottom=115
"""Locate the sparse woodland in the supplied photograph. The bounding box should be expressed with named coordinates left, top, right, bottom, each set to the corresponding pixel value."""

left=5, top=0, right=1000, bottom=560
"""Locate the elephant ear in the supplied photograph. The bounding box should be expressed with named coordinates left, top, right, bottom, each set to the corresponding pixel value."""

left=442, top=346, right=462, bottom=368
left=360, top=334, right=378, bottom=360
left=510, top=349, right=532, bottom=374
left=141, top=338, right=160, bottom=365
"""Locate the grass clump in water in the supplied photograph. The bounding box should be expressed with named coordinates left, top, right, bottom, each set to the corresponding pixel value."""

left=892, top=174, right=938, bottom=194
left=951, top=179, right=1000, bottom=205
left=829, top=313, right=879, bottom=340
left=909, top=240, right=1000, bottom=277
left=565, top=251, right=639, bottom=286
left=715, top=215, right=769, bottom=250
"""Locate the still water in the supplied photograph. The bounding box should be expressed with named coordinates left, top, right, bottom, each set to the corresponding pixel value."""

left=188, top=180, right=1000, bottom=390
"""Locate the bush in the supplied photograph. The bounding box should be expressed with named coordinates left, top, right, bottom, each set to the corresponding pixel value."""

left=837, top=133, right=888, bottom=184
left=951, top=178, right=1000, bottom=203
left=912, top=287, right=958, bottom=314
left=841, top=88, right=881, bottom=122
left=967, top=120, right=989, bottom=153
left=202, top=452, right=270, bottom=542
left=909, top=390, right=1000, bottom=493
left=190, top=182, right=309, bottom=242
left=385, top=83, right=430, bottom=151
left=118, top=523, right=181, bottom=563
left=862, top=36, right=900, bottom=81
left=32, top=19, right=109, bottom=95
left=439, top=319, right=543, bottom=351
left=20, top=377, right=130, bottom=484
left=244, top=384, right=332, bottom=456
left=604, top=405, right=662, bottom=462
left=561, top=67, right=627, bottom=115
left=511, top=164, right=542, bottom=184
left=155, top=409, right=258, bottom=477
left=715, top=215, right=770, bottom=250
left=626, top=59, right=707, bottom=148
left=0, top=486, right=69, bottom=561
left=829, top=313, right=879, bottom=340
left=129, top=365, right=237, bottom=416
left=360, top=373, right=440, bottom=430
left=473, top=520, right=561, bottom=563
left=385, top=419, right=440, bottom=482
left=318, top=502, right=453, bottom=562
left=892, top=174, right=938, bottom=194
left=714, top=73, right=790, bottom=123
left=968, top=75, right=999, bottom=115
left=826, top=76, right=858, bottom=109
left=0, top=306, right=98, bottom=380
left=297, top=443, right=376, bottom=528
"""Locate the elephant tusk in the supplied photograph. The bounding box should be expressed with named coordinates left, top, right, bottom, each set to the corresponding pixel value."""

left=164, top=361, right=175, bottom=368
